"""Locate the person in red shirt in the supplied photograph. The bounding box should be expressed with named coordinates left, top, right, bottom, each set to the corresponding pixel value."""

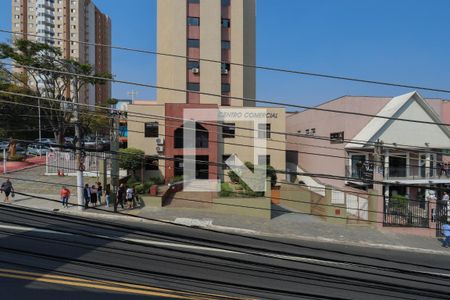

left=60, top=186, right=71, bottom=208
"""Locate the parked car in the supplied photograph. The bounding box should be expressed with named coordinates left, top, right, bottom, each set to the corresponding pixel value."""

left=35, top=138, right=56, bottom=146
left=27, top=144, right=53, bottom=156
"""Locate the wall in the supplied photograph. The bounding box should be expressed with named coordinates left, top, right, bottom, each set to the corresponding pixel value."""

left=286, top=96, right=389, bottom=189
left=157, top=0, right=187, bottom=104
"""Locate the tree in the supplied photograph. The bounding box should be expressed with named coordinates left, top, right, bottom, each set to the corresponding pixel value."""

left=118, top=148, right=145, bottom=178
left=0, top=39, right=111, bottom=144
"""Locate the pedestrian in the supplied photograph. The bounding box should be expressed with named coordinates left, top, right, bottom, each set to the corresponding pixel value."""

left=443, top=192, right=450, bottom=203
left=90, top=185, right=97, bottom=206
left=97, top=182, right=103, bottom=205
left=0, top=178, right=14, bottom=203
left=60, top=186, right=71, bottom=208
left=83, top=183, right=91, bottom=209
left=442, top=221, right=450, bottom=248
left=126, top=186, right=134, bottom=209
left=105, top=184, right=111, bottom=208
left=116, top=183, right=125, bottom=210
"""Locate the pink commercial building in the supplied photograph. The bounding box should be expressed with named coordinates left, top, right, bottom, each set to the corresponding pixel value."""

left=286, top=92, right=450, bottom=236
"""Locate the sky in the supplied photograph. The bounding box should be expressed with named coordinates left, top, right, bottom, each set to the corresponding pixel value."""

left=2, top=0, right=450, bottom=108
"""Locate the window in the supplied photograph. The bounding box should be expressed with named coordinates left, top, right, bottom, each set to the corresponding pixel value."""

left=221, top=0, right=230, bottom=6
left=187, top=17, right=200, bottom=26
left=187, top=83, right=200, bottom=91
left=187, top=39, right=200, bottom=48
left=221, top=83, right=230, bottom=93
left=187, top=60, right=200, bottom=69
left=221, top=40, right=230, bottom=49
left=330, top=131, right=344, bottom=144
left=258, top=123, right=271, bottom=139
left=144, top=122, right=158, bottom=137
left=221, top=63, right=230, bottom=74
left=310, top=128, right=315, bottom=135
left=188, top=0, right=200, bottom=3
left=258, top=155, right=271, bottom=166
left=221, top=18, right=230, bottom=28
left=222, top=155, right=231, bottom=169
left=222, top=123, right=235, bottom=138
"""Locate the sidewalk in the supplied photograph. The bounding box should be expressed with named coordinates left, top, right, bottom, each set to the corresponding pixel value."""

left=0, top=156, right=46, bottom=173
left=7, top=192, right=450, bottom=256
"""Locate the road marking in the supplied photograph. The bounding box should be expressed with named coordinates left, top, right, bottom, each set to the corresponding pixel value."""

left=3, top=223, right=450, bottom=280
left=0, top=268, right=239, bottom=300
left=0, top=271, right=194, bottom=299
left=0, top=224, right=71, bottom=235
left=0, top=223, right=239, bottom=254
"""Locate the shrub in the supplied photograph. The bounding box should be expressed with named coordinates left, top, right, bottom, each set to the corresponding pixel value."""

left=149, top=176, right=164, bottom=185
left=228, top=170, right=240, bottom=183
left=8, top=155, right=26, bottom=162
left=169, top=175, right=184, bottom=184
left=134, top=184, right=144, bottom=194
left=118, top=148, right=145, bottom=176
left=390, top=194, right=408, bottom=210
left=220, top=182, right=233, bottom=197
left=266, top=165, right=277, bottom=187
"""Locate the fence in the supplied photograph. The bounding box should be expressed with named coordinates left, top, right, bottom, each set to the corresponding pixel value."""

left=46, top=151, right=110, bottom=176
left=383, top=197, right=429, bottom=228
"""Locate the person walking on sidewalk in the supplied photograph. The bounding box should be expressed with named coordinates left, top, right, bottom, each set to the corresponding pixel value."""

left=126, top=186, right=134, bottom=209
left=442, top=221, right=450, bottom=248
left=116, top=183, right=125, bottom=210
left=0, top=178, right=14, bottom=203
left=90, top=185, right=97, bottom=207
left=60, top=186, right=71, bottom=208
left=83, top=184, right=91, bottom=209
left=105, top=184, right=111, bottom=208
left=97, top=182, right=103, bottom=205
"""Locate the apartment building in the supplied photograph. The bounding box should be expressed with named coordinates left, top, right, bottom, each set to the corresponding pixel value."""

left=11, top=0, right=112, bottom=105
left=128, top=0, right=286, bottom=184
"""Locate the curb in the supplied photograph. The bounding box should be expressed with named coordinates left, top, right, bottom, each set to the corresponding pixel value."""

left=40, top=206, right=450, bottom=256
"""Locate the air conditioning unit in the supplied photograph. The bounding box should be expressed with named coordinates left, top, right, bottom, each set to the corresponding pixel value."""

left=191, top=68, right=200, bottom=74
left=221, top=68, right=229, bottom=75
left=156, top=137, right=164, bottom=145
left=156, top=146, right=164, bottom=153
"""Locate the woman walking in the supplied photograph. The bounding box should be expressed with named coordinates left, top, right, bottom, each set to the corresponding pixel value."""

left=97, top=182, right=103, bottom=205
left=90, top=185, right=97, bottom=207
left=105, top=184, right=111, bottom=208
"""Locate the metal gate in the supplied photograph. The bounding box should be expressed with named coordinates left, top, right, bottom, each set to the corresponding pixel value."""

left=435, top=201, right=448, bottom=237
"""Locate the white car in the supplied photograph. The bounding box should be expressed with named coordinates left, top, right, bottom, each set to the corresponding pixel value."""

left=27, top=144, right=53, bottom=156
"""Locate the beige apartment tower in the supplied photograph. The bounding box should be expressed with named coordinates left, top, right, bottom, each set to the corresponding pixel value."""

left=157, top=0, right=256, bottom=107
left=11, top=0, right=112, bottom=105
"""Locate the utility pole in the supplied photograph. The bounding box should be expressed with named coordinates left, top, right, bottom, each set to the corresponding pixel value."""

left=73, top=72, right=84, bottom=211
left=38, top=98, right=42, bottom=156
left=110, top=108, right=120, bottom=212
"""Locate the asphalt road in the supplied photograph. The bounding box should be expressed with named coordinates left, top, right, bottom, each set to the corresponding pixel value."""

left=0, top=204, right=449, bottom=299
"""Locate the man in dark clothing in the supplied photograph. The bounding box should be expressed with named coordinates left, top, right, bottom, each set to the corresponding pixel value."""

left=115, top=183, right=125, bottom=211
left=83, top=184, right=91, bottom=209
left=0, top=178, right=14, bottom=203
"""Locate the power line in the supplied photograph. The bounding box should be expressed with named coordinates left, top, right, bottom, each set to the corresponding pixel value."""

left=2, top=28, right=450, bottom=95
left=4, top=61, right=450, bottom=129
left=2, top=97, right=449, bottom=175
left=2, top=68, right=450, bottom=159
